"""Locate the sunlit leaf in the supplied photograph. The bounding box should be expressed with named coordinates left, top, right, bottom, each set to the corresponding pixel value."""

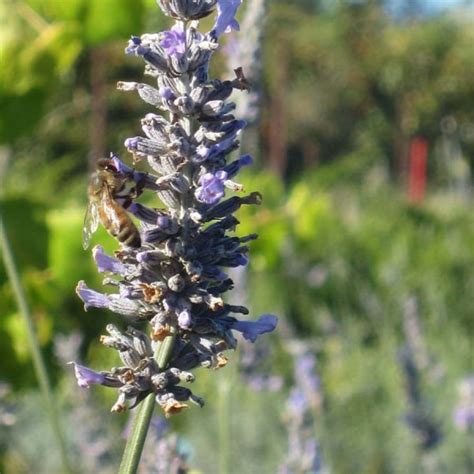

left=0, top=198, right=49, bottom=270
left=27, top=0, right=87, bottom=22
left=83, top=0, right=145, bottom=45
left=4, top=312, right=29, bottom=362
left=0, top=90, right=46, bottom=143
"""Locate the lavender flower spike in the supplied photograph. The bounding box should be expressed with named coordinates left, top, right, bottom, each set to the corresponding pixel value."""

left=76, top=0, right=277, bottom=419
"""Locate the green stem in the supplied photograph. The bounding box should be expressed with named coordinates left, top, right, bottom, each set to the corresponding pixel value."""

left=0, top=214, right=72, bottom=473
left=118, top=331, right=176, bottom=474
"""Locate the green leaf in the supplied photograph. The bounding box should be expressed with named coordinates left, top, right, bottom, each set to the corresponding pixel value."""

left=2, top=23, right=82, bottom=94
left=0, top=90, right=46, bottom=143
left=83, top=0, right=145, bottom=45
left=27, top=0, right=87, bottom=22
left=0, top=198, right=49, bottom=271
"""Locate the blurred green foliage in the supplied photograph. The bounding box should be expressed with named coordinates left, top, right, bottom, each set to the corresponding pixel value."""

left=0, top=0, right=146, bottom=142
left=239, top=165, right=473, bottom=472
left=264, top=2, right=474, bottom=178
left=0, top=0, right=473, bottom=473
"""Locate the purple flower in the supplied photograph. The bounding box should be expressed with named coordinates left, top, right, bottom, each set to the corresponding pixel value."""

left=110, top=154, right=130, bottom=173
left=93, top=245, right=126, bottom=275
left=157, top=215, right=171, bottom=229
left=288, top=388, right=308, bottom=417
left=69, top=362, right=107, bottom=388
left=195, top=136, right=236, bottom=162
left=296, top=353, right=320, bottom=393
left=213, top=0, right=242, bottom=38
left=110, top=153, right=143, bottom=179
left=194, top=123, right=246, bottom=163
left=453, top=406, right=474, bottom=431
left=219, top=155, right=253, bottom=182
left=76, top=281, right=110, bottom=311
left=178, top=310, right=192, bottom=329
left=239, top=154, right=253, bottom=165
left=125, top=36, right=142, bottom=55
left=159, top=86, right=176, bottom=101
left=159, top=24, right=186, bottom=58
left=232, top=314, right=278, bottom=342
left=124, top=137, right=139, bottom=151
left=202, top=265, right=228, bottom=281
left=195, top=144, right=210, bottom=161
left=124, top=38, right=167, bottom=70
left=247, top=375, right=283, bottom=392
left=195, top=171, right=228, bottom=204
left=109, top=153, right=158, bottom=191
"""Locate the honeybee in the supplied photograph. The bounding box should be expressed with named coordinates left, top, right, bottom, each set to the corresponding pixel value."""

left=83, top=158, right=142, bottom=249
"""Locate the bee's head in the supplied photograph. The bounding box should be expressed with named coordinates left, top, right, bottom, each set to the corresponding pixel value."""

left=97, top=158, right=118, bottom=173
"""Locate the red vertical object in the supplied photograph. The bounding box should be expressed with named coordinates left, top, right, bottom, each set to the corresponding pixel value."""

left=408, top=137, right=428, bottom=204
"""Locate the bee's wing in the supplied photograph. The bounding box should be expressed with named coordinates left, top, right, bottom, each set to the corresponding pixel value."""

left=101, top=186, right=124, bottom=236
left=82, top=201, right=100, bottom=250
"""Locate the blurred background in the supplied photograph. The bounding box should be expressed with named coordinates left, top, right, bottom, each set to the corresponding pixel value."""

left=0, top=0, right=473, bottom=472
